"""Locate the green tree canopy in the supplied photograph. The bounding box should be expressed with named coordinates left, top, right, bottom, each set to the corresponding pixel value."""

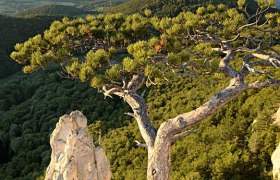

left=11, top=3, right=280, bottom=90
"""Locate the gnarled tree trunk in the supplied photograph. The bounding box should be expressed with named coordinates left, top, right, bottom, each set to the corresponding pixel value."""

left=103, top=71, right=280, bottom=180
left=145, top=81, right=280, bottom=180
left=147, top=140, right=171, bottom=180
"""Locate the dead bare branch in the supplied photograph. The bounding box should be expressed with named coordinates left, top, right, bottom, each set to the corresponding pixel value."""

left=124, top=112, right=135, bottom=118
left=102, top=85, right=122, bottom=99
left=218, top=50, right=242, bottom=83
left=135, top=140, right=147, bottom=148
left=172, top=129, right=196, bottom=143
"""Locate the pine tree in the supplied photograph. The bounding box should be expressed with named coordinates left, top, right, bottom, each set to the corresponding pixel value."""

left=11, top=1, right=280, bottom=179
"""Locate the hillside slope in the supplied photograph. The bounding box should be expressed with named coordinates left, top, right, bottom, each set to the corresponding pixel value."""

left=16, top=5, right=91, bottom=17
left=0, top=68, right=130, bottom=179
left=0, top=15, right=59, bottom=78
left=106, top=0, right=274, bottom=16
left=0, top=0, right=129, bottom=16
left=79, top=0, right=129, bottom=11
left=105, top=0, right=150, bottom=15
left=0, top=0, right=90, bottom=15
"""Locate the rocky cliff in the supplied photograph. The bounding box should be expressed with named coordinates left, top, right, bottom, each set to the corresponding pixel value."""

left=271, top=106, right=280, bottom=180
left=45, top=111, right=111, bottom=180
left=273, top=107, right=280, bottom=126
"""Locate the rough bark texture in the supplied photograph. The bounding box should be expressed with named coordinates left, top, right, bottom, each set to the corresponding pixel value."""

left=124, top=93, right=156, bottom=148
left=147, top=142, right=171, bottom=180
left=147, top=84, right=247, bottom=179
left=146, top=81, right=280, bottom=180
left=45, top=111, right=111, bottom=180
left=102, top=56, right=279, bottom=180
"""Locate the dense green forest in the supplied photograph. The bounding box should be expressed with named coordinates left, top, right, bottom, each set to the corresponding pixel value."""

left=79, top=0, right=128, bottom=12
left=0, top=68, right=131, bottom=179
left=106, top=0, right=260, bottom=16
left=0, top=0, right=89, bottom=15
left=0, top=0, right=129, bottom=16
left=16, top=5, right=92, bottom=17
left=0, top=0, right=280, bottom=179
left=0, top=15, right=59, bottom=78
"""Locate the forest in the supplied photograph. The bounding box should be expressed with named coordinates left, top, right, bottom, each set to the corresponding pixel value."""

left=0, top=15, right=59, bottom=78
left=0, top=0, right=128, bottom=16
left=0, top=0, right=280, bottom=179
left=107, top=0, right=280, bottom=16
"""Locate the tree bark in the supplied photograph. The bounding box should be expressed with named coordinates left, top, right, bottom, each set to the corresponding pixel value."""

left=145, top=80, right=280, bottom=180
left=123, top=93, right=157, bottom=148
left=147, top=138, right=171, bottom=180
left=105, top=78, right=279, bottom=180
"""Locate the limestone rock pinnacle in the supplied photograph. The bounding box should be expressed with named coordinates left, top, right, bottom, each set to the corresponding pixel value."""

left=45, top=111, right=111, bottom=180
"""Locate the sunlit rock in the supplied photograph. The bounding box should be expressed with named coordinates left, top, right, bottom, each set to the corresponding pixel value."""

left=45, top=111, right=111, bottom=180
left=271, top=106, right=280, bottom=180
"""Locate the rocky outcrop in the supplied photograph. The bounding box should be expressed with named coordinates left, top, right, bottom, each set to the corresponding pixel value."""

left=273, top=107, right=280, bottom=126
left=271, top=106, right=280, bottom=180
left=273, top=145, right=280, bottom=180
left=45, top=111, right=111, bottom=180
